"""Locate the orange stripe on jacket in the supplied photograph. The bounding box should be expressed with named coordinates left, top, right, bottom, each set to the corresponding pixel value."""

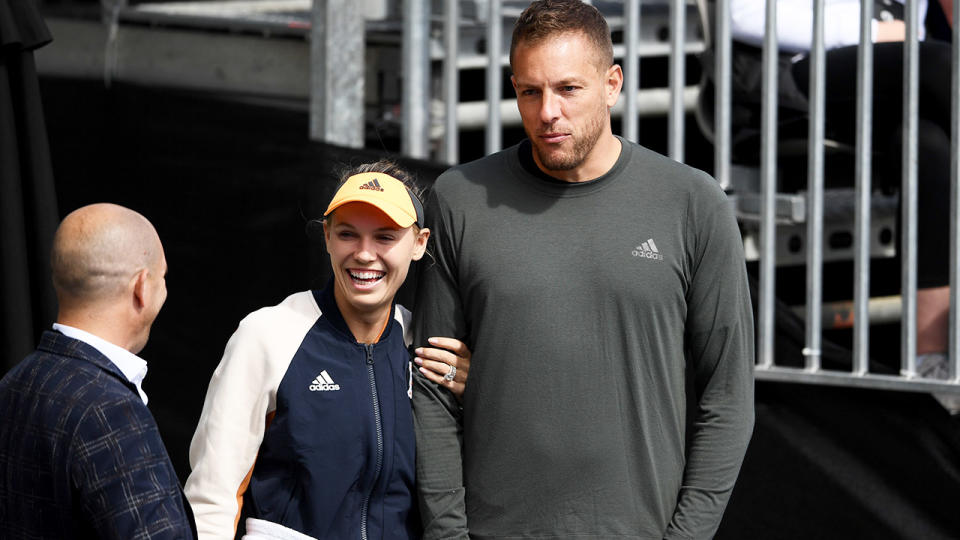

left=234, top=411, right=276, bottom=534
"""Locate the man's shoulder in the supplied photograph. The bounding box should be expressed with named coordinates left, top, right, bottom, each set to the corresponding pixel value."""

left=5, top=336, right=126, bottom=397
left=434, top=146, right=517, bottom=190
left=626, top=141, right=717, bottom=185
left=622, top=140, right=728, bottom=204
left=1, top=342, right=149, bottom=441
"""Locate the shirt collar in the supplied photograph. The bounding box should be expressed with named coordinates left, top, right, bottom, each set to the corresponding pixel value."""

left=52, top=323, right=149, bottom=405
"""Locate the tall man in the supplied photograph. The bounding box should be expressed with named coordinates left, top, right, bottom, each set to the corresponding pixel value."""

left=412, top=1, right=755, bottom=538
left=0, top=203, right=197, bottom=539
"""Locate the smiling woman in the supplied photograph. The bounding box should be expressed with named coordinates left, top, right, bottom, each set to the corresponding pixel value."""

left=183, top=160, right=471, bottom=540
left=322, top=169, right=429, bottom=344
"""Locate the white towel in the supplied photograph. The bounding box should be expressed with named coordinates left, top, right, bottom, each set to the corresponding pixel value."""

left=241, top=518, right=317, bottom=540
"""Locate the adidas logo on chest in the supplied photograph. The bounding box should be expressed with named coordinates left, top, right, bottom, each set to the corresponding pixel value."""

left=632, top=238, right=664, bottom=261
left=309, top=370, right=341, bottom=391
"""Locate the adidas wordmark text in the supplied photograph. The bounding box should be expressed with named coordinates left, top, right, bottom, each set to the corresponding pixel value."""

left=309, top=370, right=341, bottom=391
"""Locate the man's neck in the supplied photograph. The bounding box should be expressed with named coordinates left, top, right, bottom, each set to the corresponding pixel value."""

left=56, top=309, right=134, bottom=352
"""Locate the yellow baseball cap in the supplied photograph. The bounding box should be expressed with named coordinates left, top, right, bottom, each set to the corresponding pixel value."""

left=324, top=172, right=424, bottom=228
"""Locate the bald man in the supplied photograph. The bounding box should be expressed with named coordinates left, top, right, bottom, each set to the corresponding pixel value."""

left=0, top=203, right=197, bottom=539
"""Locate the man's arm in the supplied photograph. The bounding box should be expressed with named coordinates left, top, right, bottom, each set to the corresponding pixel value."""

left=664, top=179, right=755, bottom=540
left=71, top=395, right=196, bottom=539
left=412, top=185, right=470, bottom=539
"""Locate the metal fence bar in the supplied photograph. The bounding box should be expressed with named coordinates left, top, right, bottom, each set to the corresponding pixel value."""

left=623, top=0, right=640, bottom=142
left=853, top=0, right=874, bottom=375
left=756, top=367, right=960, bottom=393
left=804, top=0, right=826, bottom=370
left=901, top=0, right=920, bottom=375
left=950, top=0, right=960, bottom=382
left=486, top=0, right=502, bottom=155
left=443, top=0, right=459, bottom=165
left=402, top=0, right=430, bottom=158
left=757, top=0, right=778, bottom=369
left=309, top=0, right=364, bottom=148
left=714, top=0, right=731, bottom=190
left=668, top=0, right=686, bottom=161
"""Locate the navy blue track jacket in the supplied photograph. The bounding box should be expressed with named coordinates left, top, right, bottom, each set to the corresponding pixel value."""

left=185, top=282, right=419, bottom=539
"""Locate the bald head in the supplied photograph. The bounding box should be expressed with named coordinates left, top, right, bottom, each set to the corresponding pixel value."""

left=52, top=203, right=163, bottom=304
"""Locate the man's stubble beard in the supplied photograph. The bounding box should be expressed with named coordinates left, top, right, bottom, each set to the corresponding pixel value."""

left=531, top=104, right=607, bottom=172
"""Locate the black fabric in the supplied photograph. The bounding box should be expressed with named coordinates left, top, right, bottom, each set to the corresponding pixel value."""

left=0, top=0, right=58, bottom=371
left=0, top=0, right=52, bottom=51
left=718, top=382, right=960, bottom=540
left=926, top=0, right=953, bottom=42
left=790, top=41, right=953, bottom=289
left=21, top=78, right=960, bottom=538
left=717, top=278, right=960, bottom=540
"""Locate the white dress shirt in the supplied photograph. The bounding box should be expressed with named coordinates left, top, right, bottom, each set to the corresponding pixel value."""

left=53, top=323, right=149, bottom=405
left=731, top=0, right=928, bottom=54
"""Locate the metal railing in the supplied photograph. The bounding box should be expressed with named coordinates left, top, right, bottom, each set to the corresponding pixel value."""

left=704, top=0, right=960, bottom=393
left=398, top=0, right=701, bottom=162
left=394, top=0, right=960, bottom=395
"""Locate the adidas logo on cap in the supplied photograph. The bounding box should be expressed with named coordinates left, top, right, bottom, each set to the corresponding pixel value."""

left=358, top=178, right=385, bottom=192
left=632, top=238, right=664, bottom=261
left=309, top=370, right=341, bottom=391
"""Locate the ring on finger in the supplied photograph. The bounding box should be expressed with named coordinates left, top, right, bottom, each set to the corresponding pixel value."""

left=444, top=364, right=457, bottom=382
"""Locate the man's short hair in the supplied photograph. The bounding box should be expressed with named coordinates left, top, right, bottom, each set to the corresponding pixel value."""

left=509, top=0, right=614, bottom=71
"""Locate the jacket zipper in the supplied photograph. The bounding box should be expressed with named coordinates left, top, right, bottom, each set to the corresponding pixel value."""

left=360, top=343, right=384, bottom=540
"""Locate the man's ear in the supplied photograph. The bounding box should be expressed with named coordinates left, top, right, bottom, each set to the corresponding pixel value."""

left=605, top=64, right=623, bottom=108
left=411, top=227, right=431, bottom=261
left=131, top=268, right=150, bottom=311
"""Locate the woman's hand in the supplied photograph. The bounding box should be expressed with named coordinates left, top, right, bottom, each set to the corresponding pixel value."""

left=414, top=337, right=471, bottom=402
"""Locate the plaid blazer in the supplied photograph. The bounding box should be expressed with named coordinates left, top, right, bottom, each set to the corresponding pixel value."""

left=0, top=330, right=197, bottom=539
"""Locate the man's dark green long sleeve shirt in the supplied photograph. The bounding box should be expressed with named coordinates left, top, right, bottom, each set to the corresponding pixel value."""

left=412, top=139, right=755, bottom=540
